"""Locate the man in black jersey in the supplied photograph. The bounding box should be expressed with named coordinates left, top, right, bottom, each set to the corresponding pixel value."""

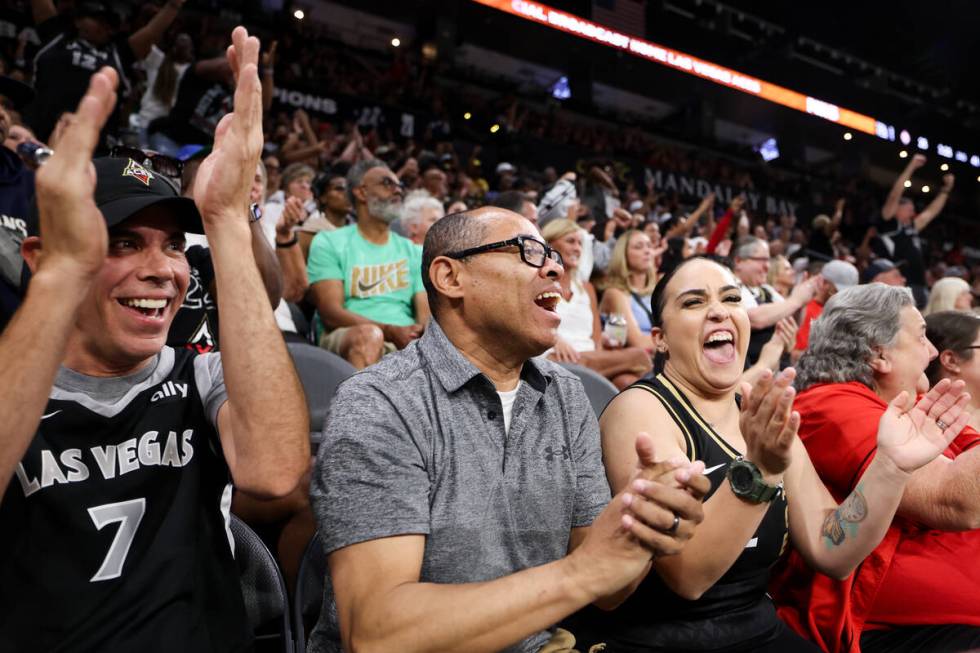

left=0, top=28, right=309, bottom=653
left=26, top=0, right=186, bottom=144
left=879, top=153, right=954, bottom=307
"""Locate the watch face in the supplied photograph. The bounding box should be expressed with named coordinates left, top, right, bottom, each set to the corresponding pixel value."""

left=730, top=464, right=754, bottom=492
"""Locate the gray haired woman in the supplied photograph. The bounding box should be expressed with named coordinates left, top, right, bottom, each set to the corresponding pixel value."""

left=774, top=283, right=980, bottom=653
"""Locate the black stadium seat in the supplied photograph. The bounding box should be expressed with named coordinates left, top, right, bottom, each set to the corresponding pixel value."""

left=293, top=531, right=328, bottom=653
left=286, top=343, right=358, bottom=446
left=230, top=515, right=294, bottom=653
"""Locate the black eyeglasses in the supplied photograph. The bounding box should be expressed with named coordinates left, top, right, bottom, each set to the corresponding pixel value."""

left=109, top=146, right=183, bottom=181
left=371, top=177, right=405, bottom=192
left=446, top=236, right=564, bottom=269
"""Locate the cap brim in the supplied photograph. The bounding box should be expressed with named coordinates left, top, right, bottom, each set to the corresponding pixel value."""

left=100, top=195, right=205, bottom=234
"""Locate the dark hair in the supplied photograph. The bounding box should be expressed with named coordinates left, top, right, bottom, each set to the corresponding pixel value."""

left=925, top=311, right=980, bottom=385
left=312, top=170, right=345, bottom=199
left=649, top=255, right=730, bottom=373
left=421, top=210, right=489, bottom=314
left=487, top=190, right=527, bottom=214
left=658, top=237, right=688, bottom=278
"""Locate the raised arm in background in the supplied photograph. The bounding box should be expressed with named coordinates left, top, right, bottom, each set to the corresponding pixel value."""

left=881, top=153, right=926, bottom=220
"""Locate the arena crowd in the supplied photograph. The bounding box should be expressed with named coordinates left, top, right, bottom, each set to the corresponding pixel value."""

left=2, top=1, right=980, bottom=652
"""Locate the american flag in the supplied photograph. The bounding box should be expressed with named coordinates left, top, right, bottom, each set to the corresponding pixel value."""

left=591, top=0, right=646, bottom=38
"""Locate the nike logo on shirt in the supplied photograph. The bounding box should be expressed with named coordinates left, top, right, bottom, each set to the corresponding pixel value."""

left=41, top=410, right=62, bottom=420
left=356, top=271, right=397, bottom=294
left=704, top=463, right=727, bottom=475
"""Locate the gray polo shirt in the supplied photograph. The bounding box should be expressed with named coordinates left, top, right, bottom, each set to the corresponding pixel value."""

left=308, top=319, right=611, bottom=653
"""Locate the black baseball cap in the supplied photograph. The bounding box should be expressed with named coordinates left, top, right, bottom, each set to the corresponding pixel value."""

left=29, top=157, right=204, bottom=236
left=861, top=258, right=905, bottom=284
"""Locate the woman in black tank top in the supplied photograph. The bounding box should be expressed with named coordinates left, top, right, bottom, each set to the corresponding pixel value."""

left=565, top=256, right=970, bottom=652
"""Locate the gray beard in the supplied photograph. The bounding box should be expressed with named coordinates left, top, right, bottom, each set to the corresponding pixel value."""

left=367, top=197, right=402, bottom=224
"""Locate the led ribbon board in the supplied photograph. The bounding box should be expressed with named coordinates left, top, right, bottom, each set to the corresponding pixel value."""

left=473, top=0, right=879, bottom=134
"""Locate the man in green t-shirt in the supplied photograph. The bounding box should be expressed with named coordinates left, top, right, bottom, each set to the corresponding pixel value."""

left=307, top=160, right=429, bottom=368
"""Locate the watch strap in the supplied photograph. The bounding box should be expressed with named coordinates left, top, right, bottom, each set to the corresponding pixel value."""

left=727, top=456, right=783, bottom=504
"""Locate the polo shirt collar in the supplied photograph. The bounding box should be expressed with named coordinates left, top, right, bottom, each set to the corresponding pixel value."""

left=419, top=319, right=549, bottom=394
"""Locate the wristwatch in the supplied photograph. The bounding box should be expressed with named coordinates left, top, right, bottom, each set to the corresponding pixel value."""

left=726, top=456, right=783, bottom=503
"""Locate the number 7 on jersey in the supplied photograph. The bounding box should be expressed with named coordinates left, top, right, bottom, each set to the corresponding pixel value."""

left=87, top=498, right=146, bottom=582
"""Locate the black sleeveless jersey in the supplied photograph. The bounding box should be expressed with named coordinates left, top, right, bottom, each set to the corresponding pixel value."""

left=567, top=373, right=789, bottom=652
left=745, top=285, right=777, bottom=368
left=0, top=347, right=251, bottom=653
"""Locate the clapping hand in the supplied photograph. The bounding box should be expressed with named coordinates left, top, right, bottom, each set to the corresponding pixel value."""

left=572, top=434, right=707, bottom=599
left=876, top=379, right=970, bottom=473
left=277, top=196, right=308, bottom=239
left=739, top=368, right=800, bottom=480
left=619, top=433, right=709, bottom=556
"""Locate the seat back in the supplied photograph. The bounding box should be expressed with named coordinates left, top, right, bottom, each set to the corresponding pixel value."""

left=286, top=302, right=313, bottom=343
left=286, top=343, right=357, bottom=438
left=558, top=362, right=619, bottom=417
left=293, top=531, right=329, bottom=653
left=230, top=515, right=294, bottom=653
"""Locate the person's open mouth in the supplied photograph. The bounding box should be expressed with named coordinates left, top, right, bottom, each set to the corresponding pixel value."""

left=703, top=329, right=736, bottom=365
left=117, top=297, right=170, bottom=320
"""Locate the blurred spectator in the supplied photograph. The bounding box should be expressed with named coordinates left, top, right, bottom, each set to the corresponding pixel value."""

left=925, top=311, right=980, bottom=432
left=262, top=162, right=314, bottom=236
left=167, top=155, right=283, bottom=352
left=488, top=189, right=537, bottom=224
left=135, top=33, right=193, bottom=148
left=0, top=75, right=35, bottom=330
left=307, top=159, right=428, bottom=368
left=263, top=153, right=282, bottom=197
left=297, top=171, right=352, bottom=260
left=923, top=276, right=973, bottom=316
left=542, top=219, right=651, bottom=389
left=861, top=259, right=907, bottom=286
left=598, top=229, right=658, bottom=351
left=398, top=190, right=444, bottom=246
left=807, top=199, right=845, bottom=261
left=732, top=236, right=819, bottom=366
left=421, top=165, right=448, bottom=202
left=767, top=254, right=795, bottom=298
left=879, top=154, right=954, bottom=306
left=793, top=259, right=858, bottom=356
left=25, top=0, right=185, bottom=143
left=147, top=50, right=233, bottom=155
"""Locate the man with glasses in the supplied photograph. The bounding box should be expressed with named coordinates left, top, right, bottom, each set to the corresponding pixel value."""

left=309, top=206, right=710, bottom=653
left=307, top=159, right=428, bottom=369
left=732, top=236, right=821, bottom=366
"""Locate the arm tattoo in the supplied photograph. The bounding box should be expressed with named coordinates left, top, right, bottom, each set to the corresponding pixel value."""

left=821, top=484, right=868, bottom=547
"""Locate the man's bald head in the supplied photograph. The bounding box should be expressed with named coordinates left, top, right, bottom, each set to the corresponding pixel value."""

left=421, top=206, right=524, bottom=313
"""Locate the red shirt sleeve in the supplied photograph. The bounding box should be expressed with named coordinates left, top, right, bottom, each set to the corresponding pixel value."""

left=794, top=301, right=822, bottom=351
left=706, top=209, right=733, bottom=254
left=796, top=385, right=884, bottom=499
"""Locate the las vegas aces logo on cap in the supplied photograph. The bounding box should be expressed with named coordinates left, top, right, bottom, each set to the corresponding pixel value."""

left=122, top=158, right=154, bottom=186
